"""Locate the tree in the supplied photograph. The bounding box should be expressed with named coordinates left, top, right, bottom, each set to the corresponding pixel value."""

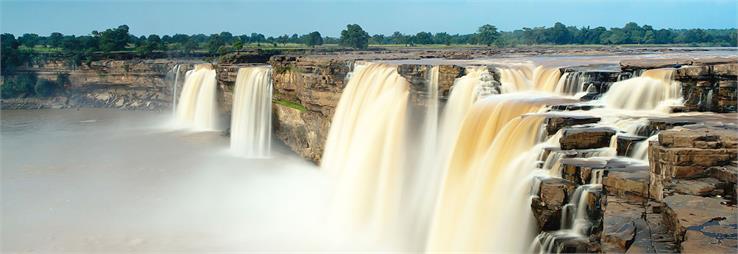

left=233, top=38, right=244, bottom=50
left=434, top=32, right=452, bottom=46
left=147, top=34, right=162, bottom=51
left=48, top=32, right=64, bottom=48
left=18, top=33, right=39, bottom=48
left=277, top=34, right=289, bottom=45
left=183, top=39, right=198, bottom=54
left=1, top=33, right=21, bottom=74
left=99, top=25, right=130, bottom=52
left=340, top=24, right=370, bottom=49
left=369, top=34, right=385, bottom=44
left=413, top=32, right=434, bottom=44
left=389, top=31, right=410, bottom=46
left=304, top=31, right=323, bottom=47
left=548, top=22, right=572, bottom=44
left=206, top=34, right=225, bottom=54
left=475, top=24, right=500, bottom=46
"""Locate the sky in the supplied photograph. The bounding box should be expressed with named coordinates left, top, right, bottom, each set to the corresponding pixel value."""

left=1, top=0, right=736, bottom=37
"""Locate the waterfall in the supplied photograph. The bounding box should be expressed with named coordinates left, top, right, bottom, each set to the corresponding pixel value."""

left=166, top=64, right=183, bottom=116
left=630, top=135, right=657, bottom=161
left=175, top=64, right=219, bottom=130
left=322, top=62, right=410, bottom=231
left=405, top=66, right=440, bottom=244
left=602, top=68, right=681, bottom=111
left=426, top=94, right=575, bottom=252
left=497, top=64, right=561, bottom=93
left=531, top=184, right=602, bottom=254
left=230, top=66, right=273, bottom=158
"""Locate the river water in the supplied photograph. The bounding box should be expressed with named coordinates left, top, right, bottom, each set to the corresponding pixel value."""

left=1, top=109, right=394, bottom=252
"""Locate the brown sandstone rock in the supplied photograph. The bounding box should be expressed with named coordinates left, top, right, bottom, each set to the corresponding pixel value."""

left=559, top=126, right=616, bottom=150
left=663, top=194, right=737, bottom=253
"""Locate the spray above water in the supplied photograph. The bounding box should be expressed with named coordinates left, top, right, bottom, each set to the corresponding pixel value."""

left=230, top=67, right=273, bottom=158
left=175, top=64, right=219, bottom=130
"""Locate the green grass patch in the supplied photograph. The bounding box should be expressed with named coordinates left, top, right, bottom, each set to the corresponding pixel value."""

left=273, top=98, right=307, bottom=111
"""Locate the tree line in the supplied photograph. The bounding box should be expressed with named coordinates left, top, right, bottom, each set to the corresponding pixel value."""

left=2, top=22, right=736, bottom=74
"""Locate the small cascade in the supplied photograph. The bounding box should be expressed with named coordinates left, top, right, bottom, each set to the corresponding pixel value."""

left=497, top=64, right=561, bottom=93
left=175, top=64, right=219, bottom=130
left=630, top=135, right=657, bottom=161
left=554, top=71, right=591, bottom=95
left=602, top=68, right=681, bottom=110
left=532, top=183, right=602, bottom=254
left=322, top=62, right=410, bottom=231
left=167, top=64, right=182, bottom=116
left=230, top=66, right=273, bottom=158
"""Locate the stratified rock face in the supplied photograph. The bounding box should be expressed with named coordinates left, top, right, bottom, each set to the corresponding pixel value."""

left=648, top=124, right=738, bottom=200
left=560, top=126, right=616, bottom=150
left=396, top=64, right=465, bottom=100
left=545, top=115, right=601, bottom=136
left=531, top=177, right=577, bottom=231
left=2, top=59, right=197, bottom=110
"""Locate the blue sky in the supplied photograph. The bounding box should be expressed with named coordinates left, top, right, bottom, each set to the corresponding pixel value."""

left=1, top=0, right=736, bottom=37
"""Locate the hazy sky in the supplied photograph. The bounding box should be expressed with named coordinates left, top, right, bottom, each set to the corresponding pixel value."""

left=2, top=0, right=736, bottom=37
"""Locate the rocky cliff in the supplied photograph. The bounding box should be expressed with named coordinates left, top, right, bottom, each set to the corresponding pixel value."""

left=1, top=59, right=200, bottom=110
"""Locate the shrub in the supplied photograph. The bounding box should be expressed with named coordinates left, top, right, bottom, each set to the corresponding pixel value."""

left=1, top=73, right=37, bottom=98
left=34, top=79, right=59, bottom=97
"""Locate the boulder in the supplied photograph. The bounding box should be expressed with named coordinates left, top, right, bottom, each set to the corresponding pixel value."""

left=545, top=115, right=601, bottom=136
left=532, top=177, right=577, bottom=231
left=560, top=126, right=616, bottom=150
left=603, top=167, right=650, bottom=201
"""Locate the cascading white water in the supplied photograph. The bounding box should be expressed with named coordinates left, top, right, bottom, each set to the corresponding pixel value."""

left=427, top=94, right=576, bottom=252
left=602, top=68, right=681, bottom=111
left=175, top=64, right=219, bottom=130
left=496, top=64, right=562, bottom=93
left=169, top=64, right=182, bottom=116
left=322, top=62, right=410, bottom=232
left=230, top=66, right=273, bottom=158
left=405, top=66, right=441, bottom=244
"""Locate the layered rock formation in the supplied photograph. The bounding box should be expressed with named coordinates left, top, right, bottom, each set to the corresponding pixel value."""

left=1, top=59, right=199, bottom=110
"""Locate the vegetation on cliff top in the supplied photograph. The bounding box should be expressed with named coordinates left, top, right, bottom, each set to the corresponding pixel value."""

left=1, top=22, right=735, bottom=74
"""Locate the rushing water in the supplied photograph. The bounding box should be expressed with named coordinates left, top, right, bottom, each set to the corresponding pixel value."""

left=321, top=62, right=410, bottom=233
left=603, top=68, right=681, bottom=111
left=4, top=52, right=733, bottom=253
left=230, top=66, right=273, bottom=158
left=175, top=64, right=219, bottom=130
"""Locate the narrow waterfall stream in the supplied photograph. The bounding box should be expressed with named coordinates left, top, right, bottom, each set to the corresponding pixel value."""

left=230, top=66, right=273, bottom=158
left=175, top=64, right=219, bottom=130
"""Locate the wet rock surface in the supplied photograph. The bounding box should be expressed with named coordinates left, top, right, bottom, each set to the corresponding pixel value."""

left=560, top=126, right=616, bottom=150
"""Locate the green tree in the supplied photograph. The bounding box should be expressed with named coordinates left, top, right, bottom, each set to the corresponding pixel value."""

left=475, top=24, right=500, bottom=46
left=340, top=24, right=370, bottom=49
left=389, top=32, right=410, bottom=46
left=18, top=33, right=39, bottom=48
left=206, top=34, right=225, bottom=54
left=304, top=31, right=323, bottom=47
left=183, top=39, right=198, bottom=54
left=1, top=34, right=25, bottom=74
left=413, top=32, right=434, bottom=44
left=232, top=38, right=244, bottom=50
left=434, top=32, right=452, bottom=46
left=48, top=32, right=64, bottom=48
left=34, top=79, right=59, bottom=97
left=99, top=25, right=130, bottom=52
